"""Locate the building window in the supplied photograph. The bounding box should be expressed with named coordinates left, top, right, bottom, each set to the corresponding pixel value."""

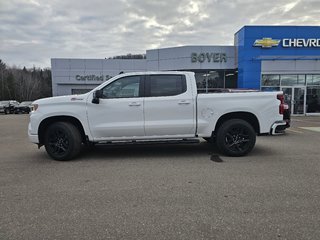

left=260, top=74, right=280, bottom=91
left=261, top=74, right=320, bottom=114
left=280, top=75, right=298, bottom=86
left=298, top=75, right=306, bottom=85
left=185, top=70, right=237, bottom=93
left=261, top=86, right=280, bottom=91
left=278, top=74, right=306, bottom=86
left=225, top=70, right=237, bottom=88
left=262, top=74, right=320, bottom=88
left=307, top=75, right=320, bottom=85
left=261, top=74, right=308, bottom=89
left=307, top=86, right=320, bottom=113
left=261, top=74, right=280, bottom=86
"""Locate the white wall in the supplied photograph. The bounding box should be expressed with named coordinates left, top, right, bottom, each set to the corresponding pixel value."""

left=146, top=46, right=235, bottom=71
left=51, top=58, right=147, bottom=96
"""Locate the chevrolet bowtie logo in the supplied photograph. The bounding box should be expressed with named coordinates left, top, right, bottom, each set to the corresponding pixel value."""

left=253, top=38, right=280, bottom=48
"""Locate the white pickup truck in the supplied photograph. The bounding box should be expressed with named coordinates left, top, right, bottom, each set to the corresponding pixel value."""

left=28, top=71, right=287, bottom=160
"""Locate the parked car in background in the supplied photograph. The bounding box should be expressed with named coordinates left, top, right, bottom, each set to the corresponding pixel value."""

left=3, top=100, right=20, bottom=114
left=14, top=101, right=33, bottom=114
left=0, top=101, right=10, bottom=113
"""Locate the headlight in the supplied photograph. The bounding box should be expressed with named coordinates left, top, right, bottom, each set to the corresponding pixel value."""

left=31, top=104, right=38, bottom=111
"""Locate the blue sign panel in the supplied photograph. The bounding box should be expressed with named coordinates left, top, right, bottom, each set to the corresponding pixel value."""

left=235, top=26, right=320, bottom=89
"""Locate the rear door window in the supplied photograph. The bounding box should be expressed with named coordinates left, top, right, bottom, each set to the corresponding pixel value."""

left=147, top=75, right=186, bottom=97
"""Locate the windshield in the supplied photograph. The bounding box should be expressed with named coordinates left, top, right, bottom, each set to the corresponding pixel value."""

left=20, top=102, right=32, bottom=106
left=0, top=101, right=9, bottom=106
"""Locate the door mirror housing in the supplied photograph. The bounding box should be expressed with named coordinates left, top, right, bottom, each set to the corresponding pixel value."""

left=92, top=89, right=103, bottom=104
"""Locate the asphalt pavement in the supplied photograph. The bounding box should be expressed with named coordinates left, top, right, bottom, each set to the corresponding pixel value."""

left=0, top=114, right=320, bottom=240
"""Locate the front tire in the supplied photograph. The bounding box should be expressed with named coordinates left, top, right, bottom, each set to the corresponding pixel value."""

left=216, top=119, right=256, bottom=157
left=44, top=122, right=82, bottom=161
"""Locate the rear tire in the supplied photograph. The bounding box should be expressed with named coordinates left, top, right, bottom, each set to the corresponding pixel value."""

left=44, top=122, right=82, bottom=161
left=216, top=119, right=256, bottom=157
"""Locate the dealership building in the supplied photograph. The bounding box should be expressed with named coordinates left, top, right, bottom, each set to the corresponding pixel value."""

left=52, top=26, right=320, bottom=115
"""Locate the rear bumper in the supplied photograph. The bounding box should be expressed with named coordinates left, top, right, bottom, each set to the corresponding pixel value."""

left=270, top=121, right=287, bottom=135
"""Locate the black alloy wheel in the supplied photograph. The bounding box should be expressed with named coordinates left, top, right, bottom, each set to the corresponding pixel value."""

left=44, top=122, right=81, bottom=161
left=216, top=119, right=256, bottom=157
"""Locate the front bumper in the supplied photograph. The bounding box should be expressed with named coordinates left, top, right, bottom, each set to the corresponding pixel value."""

left=28, top=122, right=39, bottom=143
left=28, top=133, right=39, bottom=144
left=270, top=121, right=287, bottom=135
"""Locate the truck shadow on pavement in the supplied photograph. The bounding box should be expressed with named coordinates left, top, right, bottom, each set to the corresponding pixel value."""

left=30, top=141, right=275, bottom=163
left=75, top=142, right=219, bottom=162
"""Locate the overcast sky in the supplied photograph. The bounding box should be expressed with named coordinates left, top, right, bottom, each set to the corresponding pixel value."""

left=0, top=0, right=319, bottom=68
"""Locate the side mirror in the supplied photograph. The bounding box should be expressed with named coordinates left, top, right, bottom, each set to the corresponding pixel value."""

left=92, top=90, right=103, bottom=104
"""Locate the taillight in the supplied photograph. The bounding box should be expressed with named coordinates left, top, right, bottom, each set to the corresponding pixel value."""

left=277, top=94, right=285, bottom=114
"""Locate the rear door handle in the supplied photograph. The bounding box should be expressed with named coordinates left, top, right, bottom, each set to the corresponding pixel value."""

left=129, top=102, right=141, bottom=106
left=178, top=100, right=191, bottom=105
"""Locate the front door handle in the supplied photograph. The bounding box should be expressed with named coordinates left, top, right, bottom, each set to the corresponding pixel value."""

left=129, top=102, right=141, bottom=106
left=178, top=100, right=191, bottom=105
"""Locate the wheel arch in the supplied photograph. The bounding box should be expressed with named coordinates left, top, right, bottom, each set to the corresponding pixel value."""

left=214, top=112, right=260, bottom=134
left=38, top=116, right=87, bottom=145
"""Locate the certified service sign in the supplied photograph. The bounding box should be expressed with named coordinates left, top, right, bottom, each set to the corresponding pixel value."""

left=253, top=38, right=280, bottom=48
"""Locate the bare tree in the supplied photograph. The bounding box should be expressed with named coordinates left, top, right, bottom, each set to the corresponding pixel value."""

left=0, top=59, right=52, bottom=101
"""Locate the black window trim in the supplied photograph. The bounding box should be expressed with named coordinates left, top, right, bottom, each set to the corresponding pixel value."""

left=145, top=74, right=187, bottom=97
